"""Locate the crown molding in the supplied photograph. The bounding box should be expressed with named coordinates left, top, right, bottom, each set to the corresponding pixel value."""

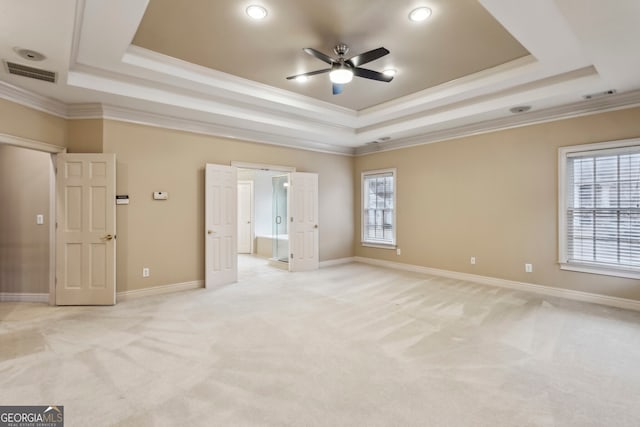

left=3, top=75, right=640, bottom=159
left=0, top=80, right=68, bottom=118
left=355, top=88, right=640, bottom=156
left=97, top=104, right=356, bottom=156
left=66, top=102, right=104, bottom=119
left=356, top=55, right=540, bottom=127
left=123, top=45, right=357, bottom=127
left=1, top=81, right=355, bottom=155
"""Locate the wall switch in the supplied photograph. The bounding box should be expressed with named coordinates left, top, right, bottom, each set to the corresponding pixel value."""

left=396, top=248, right=401, bottom=256
left=143, top=267, right=150, bottom=278
left=470, top=257, right=476, bottom=265
left=36, top=214, right=44, bottom=225
left=525, top=263, right=533, bottom=273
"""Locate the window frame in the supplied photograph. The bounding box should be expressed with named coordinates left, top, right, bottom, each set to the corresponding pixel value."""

left=558, top=138, right=640, bottom=280
left=361, top=168, right=397, bottom=249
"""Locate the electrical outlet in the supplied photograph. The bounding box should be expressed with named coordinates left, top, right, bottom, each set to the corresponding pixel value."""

left=143, top=267, right=150, bottom=278
left=470, top=256, right=476, bottom=265
left=396, top=248, right=401, bottom=256
left=525, top=263, right=533, bottom=273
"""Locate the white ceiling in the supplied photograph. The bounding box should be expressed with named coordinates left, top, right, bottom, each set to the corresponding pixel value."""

left=1, top=0, right=639, bottom=155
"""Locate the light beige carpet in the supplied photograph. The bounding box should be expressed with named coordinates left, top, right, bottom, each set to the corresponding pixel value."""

left=1, top=256, right=639, bottom=426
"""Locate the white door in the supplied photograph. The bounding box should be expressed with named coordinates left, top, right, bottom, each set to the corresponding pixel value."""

left=205, top=164, right=237, bottom=288
left=288, top=172, right=319, bottom=272
left=237, top=180, right=253, bottom=254
left=56, top=153, right=116, bottom=305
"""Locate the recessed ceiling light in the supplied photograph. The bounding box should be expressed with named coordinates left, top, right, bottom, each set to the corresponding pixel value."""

left=382, top=68, right=397, bottom=77
left=409, top=7, right=432, bottom=22
left=295, top=75, right=308, bottom=83
left=246, top=5, right=268, bottom=20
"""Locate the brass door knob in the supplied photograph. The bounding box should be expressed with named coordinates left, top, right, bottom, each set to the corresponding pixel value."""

left=103, top=234, right=114, bottom=241
left=207, top=230, right=214, bottom=235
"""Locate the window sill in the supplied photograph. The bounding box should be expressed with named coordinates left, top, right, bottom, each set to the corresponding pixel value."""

left=361, top=242, right=397, bottom=250
left=560, top=262, right=640, bottom=280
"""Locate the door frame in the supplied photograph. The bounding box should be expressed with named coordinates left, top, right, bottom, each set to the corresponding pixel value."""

left=0, top=133, right=66, bottom=305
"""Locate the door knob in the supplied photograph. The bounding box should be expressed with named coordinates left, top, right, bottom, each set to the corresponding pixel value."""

left=207, top=230, right=215, bottom=234
left=103, top=234, right=114, bottom=241
left=314, top=224, right=318, bottom=229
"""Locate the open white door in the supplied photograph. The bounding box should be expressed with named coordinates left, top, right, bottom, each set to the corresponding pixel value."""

left=289, top=172, right=319, bottom=272
left=237, top=180, right=253, bottom=254
left=205, top=164, right=237, bottom=288
left=56, top=153, right=116, bottom=305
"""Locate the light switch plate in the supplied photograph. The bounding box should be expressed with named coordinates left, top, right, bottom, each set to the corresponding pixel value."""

left=36, top=214, right=44, bottom=225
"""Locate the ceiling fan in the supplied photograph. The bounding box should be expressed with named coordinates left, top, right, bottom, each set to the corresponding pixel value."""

left=286, top=43, right=393, bottom=95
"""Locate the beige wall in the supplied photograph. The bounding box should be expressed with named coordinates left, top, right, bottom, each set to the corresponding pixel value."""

left=3, top=95, right=639, bottom=303
left=0, top=145, right=51, bottom=294
left=102, top=120, right=354, bottom=292
left=0, top=98, right=67, bottom=146
left=67, top=119, right=103, bottom=153
left=355, top=107, right=640, bottom=301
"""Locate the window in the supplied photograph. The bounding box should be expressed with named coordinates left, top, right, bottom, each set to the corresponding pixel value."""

left=559, top=139, right=640, bottom=279
left=362, top=169, right=396, bottom=247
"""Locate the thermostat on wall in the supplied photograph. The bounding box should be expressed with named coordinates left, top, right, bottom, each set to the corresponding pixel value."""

left=153, top=191, right=169, bottom=200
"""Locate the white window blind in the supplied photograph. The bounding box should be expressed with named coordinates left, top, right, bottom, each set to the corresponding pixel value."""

left=564, top=145, right=640, bottom=273
left=362, top=169, right=396, bottom=246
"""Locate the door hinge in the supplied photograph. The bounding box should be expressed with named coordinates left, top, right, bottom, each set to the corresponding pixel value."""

left=290, top=253, right=293, bottom=259
left=290, top=217, right=293, bottom=222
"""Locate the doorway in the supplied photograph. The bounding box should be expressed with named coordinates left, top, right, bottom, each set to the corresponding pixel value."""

left=205, top=162, right=319, bottom=289
left=235, top=165, right=294, bottom=269
left=0, top=136, right=62, bottom=305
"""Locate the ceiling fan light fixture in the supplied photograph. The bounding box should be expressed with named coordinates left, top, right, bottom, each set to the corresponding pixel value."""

left=409, top=7, right=432, bottom=22
left=382, top=68, right=397, bottom=77
left=329, top=68, right=353, bottom=84
left=245, top=5, right=268, bottom=20
left=295, top=75, right=308, bottom=83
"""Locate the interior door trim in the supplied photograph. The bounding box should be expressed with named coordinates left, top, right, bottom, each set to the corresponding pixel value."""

left=0, top=132, right=65, bottom=305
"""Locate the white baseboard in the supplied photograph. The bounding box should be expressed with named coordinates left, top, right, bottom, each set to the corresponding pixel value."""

left=320, top=257, right=355, bottom=268
left=353, top=257, right=640, bottom=312
left=117, top=280, right=204, bottom=302
left=0, top=292, right=49, bottom=303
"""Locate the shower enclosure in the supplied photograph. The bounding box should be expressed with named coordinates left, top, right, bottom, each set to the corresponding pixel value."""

left=272, top=175, right=289, bottom=263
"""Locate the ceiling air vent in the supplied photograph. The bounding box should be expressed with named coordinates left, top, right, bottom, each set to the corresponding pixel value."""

left=4, top=61, right=56, bottom=83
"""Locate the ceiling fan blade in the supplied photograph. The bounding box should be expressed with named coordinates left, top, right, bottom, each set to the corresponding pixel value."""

left=353, top=67, right=393, bottom=82
left=346, top=47, right=389, bottom=67
left=286, top=68, right=331, bottom=80
left=303, top=48, right=336, bottom=65
left=332, top=83, right=344, bottom=95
